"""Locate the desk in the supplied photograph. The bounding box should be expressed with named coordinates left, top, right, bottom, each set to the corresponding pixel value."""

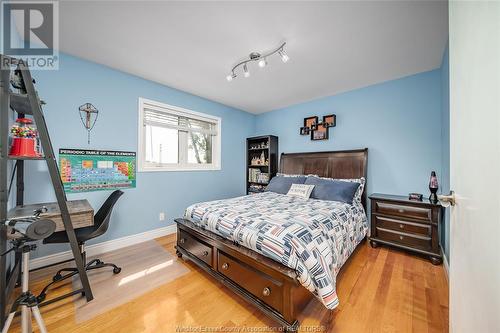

left=8, top=200, right=94, bottom=232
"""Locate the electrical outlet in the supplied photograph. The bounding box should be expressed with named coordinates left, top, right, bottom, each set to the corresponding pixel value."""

left=159, top=212, right=165, bottom=221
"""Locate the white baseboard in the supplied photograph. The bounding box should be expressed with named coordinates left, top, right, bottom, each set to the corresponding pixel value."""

left=30, top=225, right=177, bottom=270
left=441, top=245, right=449, bottom=282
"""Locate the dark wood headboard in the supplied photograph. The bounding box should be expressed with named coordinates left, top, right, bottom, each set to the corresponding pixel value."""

left=279, top=148, right=368, bottom=208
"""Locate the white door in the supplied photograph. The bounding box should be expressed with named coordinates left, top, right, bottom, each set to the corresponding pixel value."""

left=449, top=2, right=500, bottom=333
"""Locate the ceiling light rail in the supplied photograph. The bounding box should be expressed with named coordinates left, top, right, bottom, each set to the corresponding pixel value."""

left=226, top=42, right=289, bottom=81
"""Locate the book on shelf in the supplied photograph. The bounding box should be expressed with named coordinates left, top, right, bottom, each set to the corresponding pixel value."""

left=248, top=168, right=269, bottom=184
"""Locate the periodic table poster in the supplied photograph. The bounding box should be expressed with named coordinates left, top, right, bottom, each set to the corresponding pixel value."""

left=59, top=149, right=136, bottom=193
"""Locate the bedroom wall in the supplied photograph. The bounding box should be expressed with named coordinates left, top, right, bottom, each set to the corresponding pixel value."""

left=254, top=67, right=454, bottom=259
left=255, top=69, right=443, bottom=199
left=14, top=49, right=449, bottom=260
left=440, top=45, right=450, bottom=262
left=20, top=53, right=256, bottom=258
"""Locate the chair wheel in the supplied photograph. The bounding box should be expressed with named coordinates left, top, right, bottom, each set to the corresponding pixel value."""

left=113, top=267, right=121, bottom=274
left=53, top=273, right=62, bottom=282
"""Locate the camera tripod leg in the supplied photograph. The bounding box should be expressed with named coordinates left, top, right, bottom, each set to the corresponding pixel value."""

left=31, top=306, right=47, bottom=333
left=21, top=305, right=31, bottom=333
left=21, top=249, right=32, bottom=333
left=1, top=244, right=49, bottom=333
left=2, top=294, right=22, bottom=333
left=1, top=312, right=15, bottom=333
left=1, top=300, right=47, bottom=333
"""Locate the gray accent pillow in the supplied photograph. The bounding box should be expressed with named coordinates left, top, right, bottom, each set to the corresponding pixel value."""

left=337, top=177, right=365, bottom=203
left=305, top=176, right=360, bottom=204
left=266, top=175, right=307, bottom=194
left=316, top=176, right=366, bottom=203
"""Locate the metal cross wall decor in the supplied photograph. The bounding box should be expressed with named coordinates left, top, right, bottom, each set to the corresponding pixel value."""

left=78, top=103, right=99, bottom=144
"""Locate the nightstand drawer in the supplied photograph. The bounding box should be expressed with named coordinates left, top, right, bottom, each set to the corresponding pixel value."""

left=376, top=227, right=431, bottom=250
left=374, top=216, right=430, bottom=236
left=374, top=201, right=432, bottom=221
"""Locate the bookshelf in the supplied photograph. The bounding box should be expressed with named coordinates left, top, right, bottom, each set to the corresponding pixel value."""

left=246, top=135, right=278, bottom=194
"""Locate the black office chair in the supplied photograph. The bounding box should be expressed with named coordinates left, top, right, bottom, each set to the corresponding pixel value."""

left=38, top=190, right=124, bottom=301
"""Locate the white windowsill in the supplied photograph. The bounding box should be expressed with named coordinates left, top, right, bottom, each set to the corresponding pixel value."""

left=139, top=165, right=221, bottom=172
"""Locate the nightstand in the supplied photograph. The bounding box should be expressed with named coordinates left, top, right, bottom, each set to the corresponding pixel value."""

left=369, top=193, right=444, bottom=265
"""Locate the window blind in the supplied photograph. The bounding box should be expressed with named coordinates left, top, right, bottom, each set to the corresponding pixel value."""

left=143, top=106, right=218, bottom=136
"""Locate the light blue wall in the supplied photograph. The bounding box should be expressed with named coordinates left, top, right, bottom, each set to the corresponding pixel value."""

left=440, top=45, right=450, bottom=261
left=255, top=70, right=443, bottom=201
left=20, top=51, right=449, bottom=260
left=23, top=53, right=255, bottom=258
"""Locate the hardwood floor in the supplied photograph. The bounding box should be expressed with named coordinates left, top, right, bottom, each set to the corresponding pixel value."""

left=12, top=234, right=449, bottom=332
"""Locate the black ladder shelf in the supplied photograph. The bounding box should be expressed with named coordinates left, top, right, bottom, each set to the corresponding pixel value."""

left=0, top=55, right=93, bottom=326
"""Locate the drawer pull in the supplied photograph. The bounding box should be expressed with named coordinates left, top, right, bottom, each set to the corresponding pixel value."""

left=202, top=251, right=209, bottom=257
left=262, top=287, right=271, bottom=297
left=399, top=224, right=404, bottom=229
left=399, top=235, right=404, bottom=240
left=222, top=263, right=229, bottom=270
left=179, top=238, right=186, bottom=244
left=398, top=209, right=405, bottom=213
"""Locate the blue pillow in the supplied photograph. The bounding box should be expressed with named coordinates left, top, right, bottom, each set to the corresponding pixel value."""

left=304, top=176, right=360, bottom=204
left=266, top=175, right=307, bottom=194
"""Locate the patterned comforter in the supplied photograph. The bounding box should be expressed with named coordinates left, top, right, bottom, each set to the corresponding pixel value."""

left=184, top=192, right=368, bottom=309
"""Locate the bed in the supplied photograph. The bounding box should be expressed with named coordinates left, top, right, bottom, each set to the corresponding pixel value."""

left=175, top=149, right=368, bottom=330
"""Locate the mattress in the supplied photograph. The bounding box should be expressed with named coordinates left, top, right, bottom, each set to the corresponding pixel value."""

left=184, top=191, right=368, bottom=309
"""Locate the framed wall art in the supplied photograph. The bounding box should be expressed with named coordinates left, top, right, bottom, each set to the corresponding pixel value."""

left=311, top=125, right=328, bottom=140
left=300, top=114, right=337, bottom=141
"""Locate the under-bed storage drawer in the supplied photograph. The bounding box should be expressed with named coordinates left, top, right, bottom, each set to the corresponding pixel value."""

left=217, top=251, right=283, bottom=312
left=178, top=230, right=213, bottom=267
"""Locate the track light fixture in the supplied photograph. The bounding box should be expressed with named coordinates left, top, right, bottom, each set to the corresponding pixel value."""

left=226, top=42, right=289, bottom=81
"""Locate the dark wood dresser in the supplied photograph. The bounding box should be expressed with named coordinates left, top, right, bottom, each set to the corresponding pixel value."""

left=369, top=193, right=443, bottom=265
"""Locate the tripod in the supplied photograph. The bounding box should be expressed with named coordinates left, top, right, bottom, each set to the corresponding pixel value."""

left=2, top=241, right=47, bottom=333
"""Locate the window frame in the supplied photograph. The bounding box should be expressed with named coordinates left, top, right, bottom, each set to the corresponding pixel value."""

left=138, top=97, right=221, bottom=172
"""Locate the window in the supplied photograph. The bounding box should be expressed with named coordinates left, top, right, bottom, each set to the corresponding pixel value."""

left=138, top=98, right=221, bottom=171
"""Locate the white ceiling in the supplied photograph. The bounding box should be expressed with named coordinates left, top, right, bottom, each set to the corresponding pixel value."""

left=27, top=1, right=448, bottom=113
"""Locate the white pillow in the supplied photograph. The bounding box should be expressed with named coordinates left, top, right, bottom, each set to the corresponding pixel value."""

left=287, top=184, right=315, bottom=199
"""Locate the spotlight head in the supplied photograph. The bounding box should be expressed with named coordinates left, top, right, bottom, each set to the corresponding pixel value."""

left=226, top=73, right=236, bottom=82
left=258, top=58, right=267, bottom=68
left=243, top=64, right=250, bottom=78
left=279, top=50, right=289, bottom=63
